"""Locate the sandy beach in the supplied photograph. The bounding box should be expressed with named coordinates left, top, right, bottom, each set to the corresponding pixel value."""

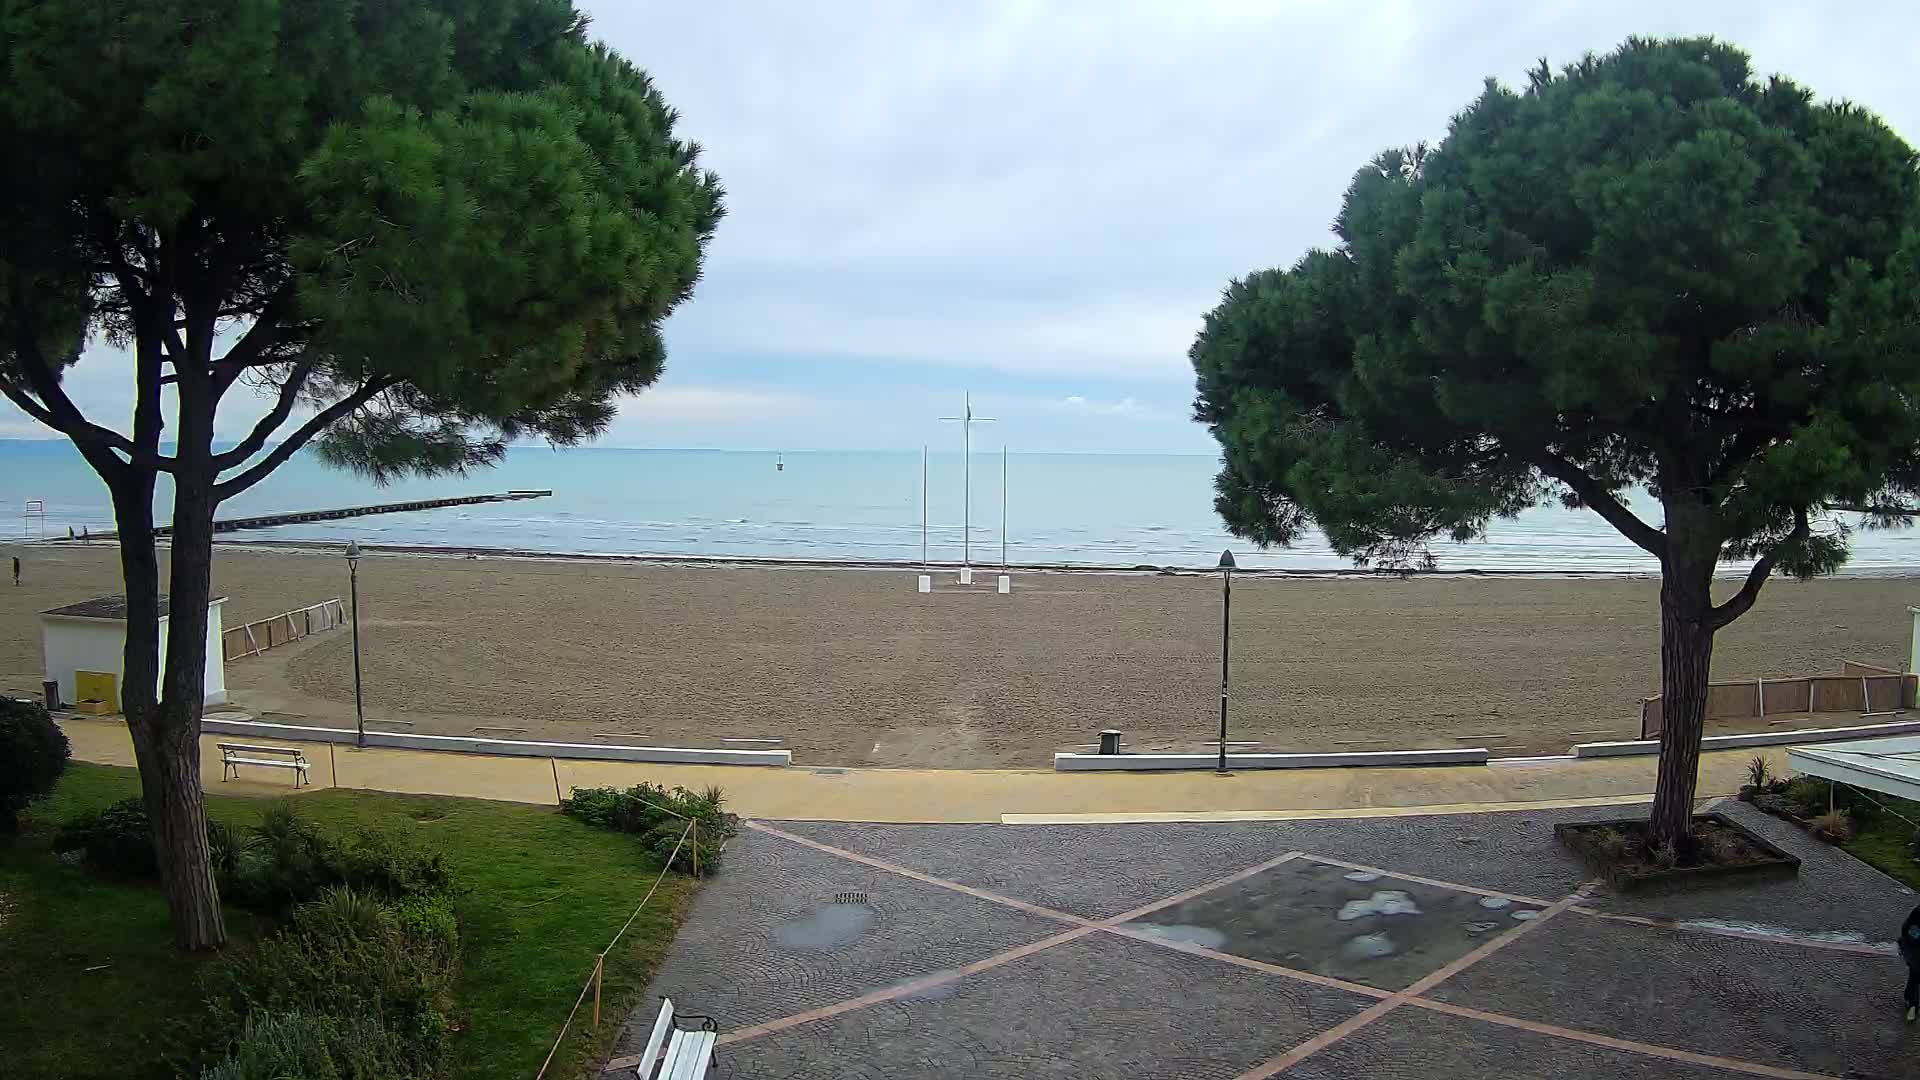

left=3, top=542, right=1915, bottom=768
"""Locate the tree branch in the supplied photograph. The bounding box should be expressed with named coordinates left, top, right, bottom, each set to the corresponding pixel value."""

left=1823, top=500, right=1920, bottom=517
left=210, top=355, right=317, bottom=470
left=212, top=376, right=399, bottom=502
left=1537, top=453, right=1669, bottom=557
left=1709, top=507, right=1809, bottom=630
left=3, top=287, right=170, bottom=474
left=0, top=374, right=60, bottom=424
left=209, top=287, right=297, bottom=397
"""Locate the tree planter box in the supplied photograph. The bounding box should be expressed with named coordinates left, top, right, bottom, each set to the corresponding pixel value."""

left=1555, top=813, right=1800, bottom=894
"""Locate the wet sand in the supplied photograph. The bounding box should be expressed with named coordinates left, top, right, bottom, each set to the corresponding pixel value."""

left=3, top=543, right=1914, bottom=767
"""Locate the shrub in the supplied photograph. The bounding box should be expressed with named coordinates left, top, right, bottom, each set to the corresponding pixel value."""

left=1587, top=827, right=1627, bottom=859
left=1694, top=823, right=1754, bottom=865
left=1810, top=809, right=1853, bottom=844
left=200, top=1010, right=413, bottom=1080
left=1744, top=755, right=1773, bottom=791
left=1648, top=839, right=1679, bottom=870
left=334, top=826, right=453, bottom=900
left=227, top=805, right=452, bottom=910
left=0, top=697, right=69, bottom=833
left=206, top=888, right=460, bottom=1075
left=56, top=797, right=158, bottom=877
left=1782, top=776, right=1831, bottom=817
left=560, top=782, right=738, bottom=872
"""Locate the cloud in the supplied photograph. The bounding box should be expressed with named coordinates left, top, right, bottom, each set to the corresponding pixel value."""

left=11, top=1, right=1920, bottom=456
left=1052, top=395, right=1145, bottom=417
left=612, top=384, right=823, bottom=424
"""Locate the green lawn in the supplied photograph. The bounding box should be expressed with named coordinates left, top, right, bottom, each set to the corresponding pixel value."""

left=0, top=763, right=699, bottom=1080
left=1841, top=793, right=1920, bottom=892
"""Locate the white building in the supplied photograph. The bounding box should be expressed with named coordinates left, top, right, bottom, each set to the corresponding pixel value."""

left=40, top=594, right=228, bottom=709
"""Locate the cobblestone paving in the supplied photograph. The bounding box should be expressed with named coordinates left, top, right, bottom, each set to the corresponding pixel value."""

left=616, top=802, right=1920, bottom=1079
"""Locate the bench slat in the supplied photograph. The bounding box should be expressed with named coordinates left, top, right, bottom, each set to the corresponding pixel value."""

left=225, top=757, right=309, bottom=770
left=635, top=999, right=675, bottom=1078
left=662, top=1029, right=714, bottom=1080
left=217, top=743, right=306, bottom=757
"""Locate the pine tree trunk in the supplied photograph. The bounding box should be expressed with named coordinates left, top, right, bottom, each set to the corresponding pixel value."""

left=1648, top=555, right=1717, bottom=855
left=128, top=695, right=224, bottom=950
left=110, top=467, right=226, bottom=949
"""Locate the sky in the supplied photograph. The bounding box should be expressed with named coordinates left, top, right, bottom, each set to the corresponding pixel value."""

left=10, top=0, right=1920, bottom=453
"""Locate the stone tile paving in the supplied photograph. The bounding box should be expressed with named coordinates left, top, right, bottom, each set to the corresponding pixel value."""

left=627, top=828, right=1066, bottom=1031
left=1283, top=1005, right=1748, bottom=1080
left=618, top=803, right=1920, bottom=1079
left=708, top=932, right=1373, bottom=1080
left=1131, top=858, right=1547, bottom=991
left=1433, top=913, right=1913, bottom=1078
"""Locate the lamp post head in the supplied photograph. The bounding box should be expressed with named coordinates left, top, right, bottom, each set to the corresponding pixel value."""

left=344, top=539, right=362, bottom=567
left=1217, top=549, right=1236, bottom=571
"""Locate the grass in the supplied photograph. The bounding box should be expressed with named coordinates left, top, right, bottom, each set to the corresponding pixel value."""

left=1841, top=794, right=1920, bottom=892
left=0, top=763, right=699, bottom=1080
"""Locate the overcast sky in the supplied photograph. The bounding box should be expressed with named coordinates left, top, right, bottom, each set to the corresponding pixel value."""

left=11, top=1, right=1920, bottom=453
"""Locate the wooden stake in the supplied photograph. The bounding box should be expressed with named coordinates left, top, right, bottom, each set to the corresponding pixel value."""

left=592, top=953, right=604, bottom=1029
left=691, top=820, right=700, bottom=879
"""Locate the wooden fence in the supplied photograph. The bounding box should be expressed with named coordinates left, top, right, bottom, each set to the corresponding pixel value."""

left=222, top=599, right=347, bottom=661
left=1640, top=659, right=1917, bottom=738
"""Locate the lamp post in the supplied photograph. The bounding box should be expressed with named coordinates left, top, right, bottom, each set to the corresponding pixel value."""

left=1216, top=549, right=1235, bottom=774
left=345, top=540, right=366, bottom=749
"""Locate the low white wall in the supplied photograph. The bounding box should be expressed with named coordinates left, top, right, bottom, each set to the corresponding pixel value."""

left=1574, top=718, right=1920, bottom=758
left=1053, top=748, right=1490, bottom=771
left=200, top=717, right=791, bottom=767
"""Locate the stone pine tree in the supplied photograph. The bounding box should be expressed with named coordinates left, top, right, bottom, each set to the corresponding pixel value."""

left=0, top=0, right=723, bottom=949
left=1192, top=37, right=1920, bottom=853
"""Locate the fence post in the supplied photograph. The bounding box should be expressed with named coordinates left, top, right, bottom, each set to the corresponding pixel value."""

left=592, top=952, right=604, bottom=1029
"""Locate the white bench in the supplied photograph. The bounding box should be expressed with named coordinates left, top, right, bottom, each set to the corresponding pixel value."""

left=218, top=743, right=311, bottom=787
left=633, top=998, right=715, bottom=1079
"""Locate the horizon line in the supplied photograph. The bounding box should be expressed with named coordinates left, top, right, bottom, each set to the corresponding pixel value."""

left=0, top=436, right=1219, bottom=458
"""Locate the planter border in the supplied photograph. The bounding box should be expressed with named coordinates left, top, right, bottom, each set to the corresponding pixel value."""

left=1555, top=812, right=1800, bottom=893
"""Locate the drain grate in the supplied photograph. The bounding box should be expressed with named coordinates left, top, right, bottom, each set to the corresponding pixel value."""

left=833, top=891, right=869, bottom=905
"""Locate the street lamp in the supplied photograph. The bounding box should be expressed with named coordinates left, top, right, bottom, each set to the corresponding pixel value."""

left=1216, top=549, right=1235, bottom=774
left=345, top=540, right=366, bottom=748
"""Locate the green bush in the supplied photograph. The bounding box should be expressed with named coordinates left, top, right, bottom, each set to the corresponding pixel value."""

left=58, top=801, right=454, bottom=913
left=1782, top=776, right=1830, bottom=815
left=560, top=782, right=737, bottom=872
left=55, top=797, right=158, bottom=876
left=0, top=697, right=69, bottom=832
left=228, top=805, right=453, bottom=910
left=205, top=887, right=460, bottom=1076
left=200, top=1010, right=413, bottom=1080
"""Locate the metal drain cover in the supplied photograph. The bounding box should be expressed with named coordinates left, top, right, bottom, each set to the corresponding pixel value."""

left=833, top=891, right=869, bottom=905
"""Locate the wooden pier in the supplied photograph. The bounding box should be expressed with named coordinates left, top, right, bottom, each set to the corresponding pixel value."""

left=144, top=490, right=553, bottom=537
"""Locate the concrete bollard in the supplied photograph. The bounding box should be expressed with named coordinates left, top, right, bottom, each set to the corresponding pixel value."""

left=997, top=575, right=1011, bottom=594
left=1098, top=729, right=1122, bottom=755
left=916, top=574, right=931, bottom=593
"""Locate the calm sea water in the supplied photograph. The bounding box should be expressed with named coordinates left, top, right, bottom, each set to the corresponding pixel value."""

left=0, top=440, right=1913, bottom=574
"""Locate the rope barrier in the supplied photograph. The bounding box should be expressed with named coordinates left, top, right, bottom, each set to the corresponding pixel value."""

left=532, top=818, right=696, bottom=1080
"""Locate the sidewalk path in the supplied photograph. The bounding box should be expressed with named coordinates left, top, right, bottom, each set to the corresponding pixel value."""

left=59, top=716, right=1775, bottom=823
left=621, top=802, right=1918, bottom=1079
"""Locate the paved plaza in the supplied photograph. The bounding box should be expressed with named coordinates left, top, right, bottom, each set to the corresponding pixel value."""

left=616, top=801, right=1917, bottom=1078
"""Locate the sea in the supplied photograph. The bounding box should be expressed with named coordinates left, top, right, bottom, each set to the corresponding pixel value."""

left=1, top=440, right=1914, bottom=575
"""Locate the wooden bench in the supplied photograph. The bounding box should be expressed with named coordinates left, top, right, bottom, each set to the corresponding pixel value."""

left=218, top=743, right=311, bottom=787
left=632, top=998, right=715, bottom=1079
